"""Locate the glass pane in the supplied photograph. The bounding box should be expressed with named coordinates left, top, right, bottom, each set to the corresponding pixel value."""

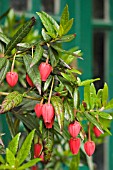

left=93, top=31, right=105, bottom=90
left=93, top=0, right=104, bottom=19
left=11, top=0, right=28, bottom=12
left=42, top=0, right=54, bottom=13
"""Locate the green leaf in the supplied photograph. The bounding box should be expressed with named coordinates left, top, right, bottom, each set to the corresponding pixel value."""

left=98, top=112, right=112, bottom=120
left=102, top=83, right=108, bottom=106
left=6, top=114, right=16, bottom=137
left=105, top=98, right=113, bottom=109
left=16, top=129, right=35, bottom=166
left=42, top=127, right=54, bottom=162
left=42, top=28, right=51, bottom=42
left=57, top=34, right=76, bottom=43
left=73, top=87, right=80, bottom=109
left=0, top=91, right=23, bottom=114
left=63, top=19, right=74, bottom=35
left=97, top=89, right=103, bottom=108
left=84, top=85, right=90, bottom=110
left=5, top=17, right=36, bottom=55
left=8, top=133, right=21, bottom=156
left=48, top=47, right=58, bottom=67
left=18, top=158, right=41, bottom=170
left=0, top=59, right=9, bottom=84
left=14, top=113, right=41, bottom=137
left=66, top=68, right=82, bottom=75
left=30, top=43, right=43, bottom=67
left=51, top=96, right=64, bottom=132
left=70, top=153, right=80, bottom=170
left=23, top=55, right=41, bottom=95
left=0, top=32, right=10, bottom=44
left=0, top=155, right=5, bottom=164
left=60, top=4, right=69, bottom=27
left=64, top=100, right=75, bottom=122
left=90, top=83, right=97, bottom=109
left=84, top=112, right=104, bottom=133
left=58, top=25, right=64, bottom=36
left=6, top=148, right=15, bottom=166
left=0, top=57, right=6, bottom=70
left=0, top=164, right=11, bottom=169
left=37, top=12, right=56, bottom=38
left=79, top=78, right=100, bottom=86
left=44, top=75, right=53, bottom=91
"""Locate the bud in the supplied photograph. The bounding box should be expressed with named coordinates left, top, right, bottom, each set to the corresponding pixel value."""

left=6, top=71, right=18, bottom=87
left=34, top=143, right=42, bottom=158
left=42, top=103, right=54, bottom=123
left=84, top=141, right=95, bottom=156
left=45, top=118, right=54, bottom=129
left=68, top=121, right=81, bottom=138
left=26, top=74, right=34, bottom=87
left=39, top=62, right=52, bottom=81
left=69, top=138, right=81, bottom=155
left=93, top=126, right=102, bottom=137
left=34, top=103, right=43, bottom=118
left=39, top=152, right=44, bottom=162
left=31, top=165, right=38, bottom=170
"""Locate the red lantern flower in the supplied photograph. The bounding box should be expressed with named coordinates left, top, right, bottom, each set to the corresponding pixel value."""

left=6, top=72, right=18, bottom=87
left=42, top=103, right=54, bottom=123
left=39, top=152, right=44, bottom=162
left=45, top=118, right=54, bottom=129
left=39, top=62, right=52, bottom=81
left=34, top=103, right=43, bottom=118
left=34, top=143, right=42, bottom=158
left=69, top=138, right=81, bottom=155
left=26, top=74, right=34, bottom=87
left=84, top=141, right=95, bottom=156
left=93, top=126, right=102, bottom=137
left=31, top=165, right=38, bottom=170
left=68, top=121, right=81, bottom=138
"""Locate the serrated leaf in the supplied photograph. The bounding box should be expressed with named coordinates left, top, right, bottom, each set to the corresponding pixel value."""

left=8, top=133, right=21, bottom=156
left=0, top=59, right=9, bottom=84
left=37, top=12, right=56, bottom=38
left=0, top=91, right=23, bottom=114
left=51, top=96, right=64, bottom=132
left=79, top=78, right=100, bottom=86
left=96, top=89, right=103, bottom=108
left=0, top=57, right=6, bottom=70
left=16, top=129, right=35, bottom=166
left=6, top=148, right=15, bottom=166
left=44, top=75, right=53, bottom=91
left=98, top=112, right=112, bottom=120
left=64, top=100, right=74, bottom=122
left=42, top=28, right=51, bottom=42
left=0, top=32, right=10, bottom=44
left=90, top=83, right=97, bottom=109
left=30, top=43, right=43, bottom=67
left=58, top=24, right=64, bottom=36
left=60, top=4, right=69, bottom=26
left=23, top=55, right=41, bottom=95
left=102, top=83, right=108, bottom=106
left=6, top=114, right=16, bottom=137
left=84, top=112, right=104, bottom=133
left=42, top=127, right=54, bottom=162
left=63, top=18, right=74, bottom=35
left=18, top=158, right=41, bottom=170
left=17, top=42, right=35, bottom=50
left=66, top=68, right=82, bottom=75
left=5, top=17, right=36, bottom=55
left=48, top=47, right=58, bottom=67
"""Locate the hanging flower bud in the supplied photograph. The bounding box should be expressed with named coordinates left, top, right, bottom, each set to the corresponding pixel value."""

left=6, top=71, right=18, bottom=87
left=93, top=126, right=102, bottom=137
left=45, top=118, right=54, bottom=129
left=31, top=165, right=38, bottom=170
left=34, top=143, right=42, bottom=158
left=34, top=103, right=43, bottom=118
left=69, top=138, right=81, bottom=155
left=26, top=74, right=34, bottom=87
left=68, top=121, right=81, bottom=138
left=84, top=141, right=95, bottom=156
left=42, top=103, right=54, bottom=123
left=39, top=62, right=52, bottom=81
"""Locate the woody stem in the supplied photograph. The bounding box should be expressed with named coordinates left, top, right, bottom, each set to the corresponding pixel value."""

left=48, top=77, right=54, bottom=104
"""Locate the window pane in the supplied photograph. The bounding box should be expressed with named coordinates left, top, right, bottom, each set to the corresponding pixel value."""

left=11, top=0, right=28, bottom=12
left=93, top=31, right=105, bottom=90
left=93, top=0, right=104, bottom=19
left=42, top=0, right=54, bottom=14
